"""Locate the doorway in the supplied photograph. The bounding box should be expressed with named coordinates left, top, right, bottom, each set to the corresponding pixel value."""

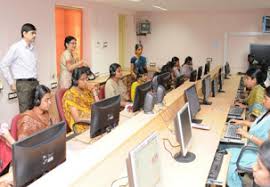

left=55, top=6, right=83, bottom=76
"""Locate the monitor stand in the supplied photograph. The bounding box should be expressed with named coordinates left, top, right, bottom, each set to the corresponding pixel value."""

left=174, top=152, right=196, bottom=163
left=192, top=118, right=202, bottom=124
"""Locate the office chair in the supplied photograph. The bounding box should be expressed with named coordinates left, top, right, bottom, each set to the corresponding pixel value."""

left=236, top=145, right=259, bottom=187
left=0, top=114, right=20, bottom=176
left=55, top=89, right=90, bottom=136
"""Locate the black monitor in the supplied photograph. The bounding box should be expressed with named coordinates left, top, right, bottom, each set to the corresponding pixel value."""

left=174, top=102, right=196, bottom=163
left=12, top=122, right=66, bottom=187
left=225, top=62, right=231, bottom=79
left=133, top=81, right=152, bottom=113
left=90, top=95, right=120, bottom=138
left=175, top=75, right=185, bottom=88
left=204, top=62, right=210, bottom=75
left=212, top=78, right=218, bottom=97
left=158, top=72, right=171, bottom=90
left=218, top=67, right=225, bottom=93
left=185, top=85, right=202, bottom=123
left=197, top=66, right=203, bottom=80
left=189, top=70, right=197, bottom=82
left=202, top=75, right=212, bottom=105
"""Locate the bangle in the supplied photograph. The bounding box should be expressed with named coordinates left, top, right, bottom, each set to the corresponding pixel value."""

left=249, top=134, right=254, bottom=140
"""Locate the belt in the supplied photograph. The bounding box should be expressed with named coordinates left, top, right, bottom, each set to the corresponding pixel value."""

left=16, top=78, right=37, bottom=82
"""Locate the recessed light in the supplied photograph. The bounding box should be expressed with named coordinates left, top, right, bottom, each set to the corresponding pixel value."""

left=152, top=5, right=167, bottom=11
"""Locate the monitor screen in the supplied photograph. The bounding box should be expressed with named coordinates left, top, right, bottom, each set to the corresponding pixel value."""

left=189, top=70, right=197, bottom=82
left=90, top=95, right=121, bottom=138
left=185, top=85, right=201, bottom=119
left=204, top=62, right=210, bottom=75
left=133, top=81, right=152, bottom=112
left=202, top=75, right=211, bottom=99
left=127, top=133, right=162, bottom=187
left=174, top=103, right=192, bottom=157
left=12, top=122, right=66, bottom=187
left=175, top=75, right=185, bottom=88
left=197, top=66, right=203, bottom=80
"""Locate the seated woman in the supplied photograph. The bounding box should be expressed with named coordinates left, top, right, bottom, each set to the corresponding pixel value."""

left=131, top=69, right=148, bottom=103
left=130, top=44, right=148, bottom=79
left=62, top=67, right=99, bottom=133
left=0, top=85, right=55, bottom=185
left=236, top=68, right=266, bottom=120
left=59, top=36, right=86, bottom=89
left=171, top=56, right=181, bottom=79
left=226, top=86, right=270, bottom=187
left=105, top=63, right=130, bottom=107
left=253, top=140, right=270, bottom=186
left=181, top=56, right=193, bottom=78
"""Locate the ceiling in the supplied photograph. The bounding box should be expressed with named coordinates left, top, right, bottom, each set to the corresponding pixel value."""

left=90, top=0, right=270, bottom=11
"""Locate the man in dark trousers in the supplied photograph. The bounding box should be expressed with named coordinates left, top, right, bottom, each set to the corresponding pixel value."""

left=0, top=23, right=39, bottom=113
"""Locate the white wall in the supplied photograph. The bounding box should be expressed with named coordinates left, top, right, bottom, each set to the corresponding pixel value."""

left=135, top=9, right=270, bottom=72
left=0, top=0, right=136, bottom=123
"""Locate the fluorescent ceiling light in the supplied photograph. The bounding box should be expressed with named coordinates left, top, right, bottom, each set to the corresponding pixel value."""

left=152, top=5, right=167, bottom=11
left=128, top=0, right=141, bottom=2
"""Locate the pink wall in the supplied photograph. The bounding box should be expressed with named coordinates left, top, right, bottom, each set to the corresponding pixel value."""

left=136, top=9, right=270, bottom=72
left=0, top=0, right=136, bottom=123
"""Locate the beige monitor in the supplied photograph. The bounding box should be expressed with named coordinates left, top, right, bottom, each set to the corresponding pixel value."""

left=126, top=133, right=162, bottom=187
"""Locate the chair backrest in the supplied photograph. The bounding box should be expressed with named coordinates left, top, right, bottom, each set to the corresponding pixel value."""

left=99, top=85, right=105, bottom=100
left=0, top=114, right=20, bottom=174
left=55, top=88, right=67, bottom=123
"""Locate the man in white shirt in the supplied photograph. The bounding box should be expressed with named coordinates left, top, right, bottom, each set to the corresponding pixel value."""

left=0, top=23, right=39, bottom=113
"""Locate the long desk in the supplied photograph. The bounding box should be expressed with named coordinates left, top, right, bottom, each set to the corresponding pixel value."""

left=30, top=66, right=241, bottom=187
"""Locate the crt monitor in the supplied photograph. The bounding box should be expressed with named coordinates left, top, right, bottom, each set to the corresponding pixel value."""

left=202, top=75, right=212, bottom=105
left=126, top=133, right=162, bottom=187
left=197, top=66, right=203, bottom=80
left=189, top=70, right=197, bottom=82
left=133, top=81, right=152, bottom=112
left=12, top=122, right=66, bottom=187
left=174, top=102, right=196, bottom=163
left=90, top=95, right=121, bottom=138
left=185, top=85, right=202, bottom=123
left=175, top=75, right=185, bottom=88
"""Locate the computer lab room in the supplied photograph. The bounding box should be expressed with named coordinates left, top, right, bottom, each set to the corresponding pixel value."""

left=1, top=0, right=270, bottom=187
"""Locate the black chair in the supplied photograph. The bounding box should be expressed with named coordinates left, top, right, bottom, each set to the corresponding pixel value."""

left=236, top=145, right=259, bottom=187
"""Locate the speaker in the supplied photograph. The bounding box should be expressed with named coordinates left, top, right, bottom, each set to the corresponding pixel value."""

left=143, top=91, right=155, bottom=114
left=156, top=85, right=165, bottom=106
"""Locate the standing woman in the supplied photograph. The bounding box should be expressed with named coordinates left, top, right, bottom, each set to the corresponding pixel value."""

left=59, top=36, right=85, bottom=89
left=130, top=44, right=148, bottom=79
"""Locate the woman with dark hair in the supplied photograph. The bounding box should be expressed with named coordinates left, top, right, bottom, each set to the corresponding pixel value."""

left=253, top=140, right=270, bottom=186
left=181, top=56, right=193, bottom=78
left=0, top=85, right=56, bottom=185
left=62, top=67, right=99, bottom=133
left=130, top=44, right=148, bottom=79
left=235, top=68, right=266, bottom=119
left=59, top=36, right=86, bottom=89
left=130, top=69, right=148, bottom=102
left=226, top=86, right=270, bottom=186
left=105, top=63, right=130, bottom=107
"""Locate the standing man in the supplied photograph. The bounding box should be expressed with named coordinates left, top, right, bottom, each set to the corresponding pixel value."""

left=0, top=23, right=39, bottom=113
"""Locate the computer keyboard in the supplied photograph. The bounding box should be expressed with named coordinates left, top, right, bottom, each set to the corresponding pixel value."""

left=207, top=151, right=224, bottom=180
left=224, top=123, right=242, bottom=140
left=228, top=106, right=243, bottom=116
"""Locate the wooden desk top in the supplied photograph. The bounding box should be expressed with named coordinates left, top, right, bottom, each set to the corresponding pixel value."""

left=30, top=65, right=241, bottom=187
